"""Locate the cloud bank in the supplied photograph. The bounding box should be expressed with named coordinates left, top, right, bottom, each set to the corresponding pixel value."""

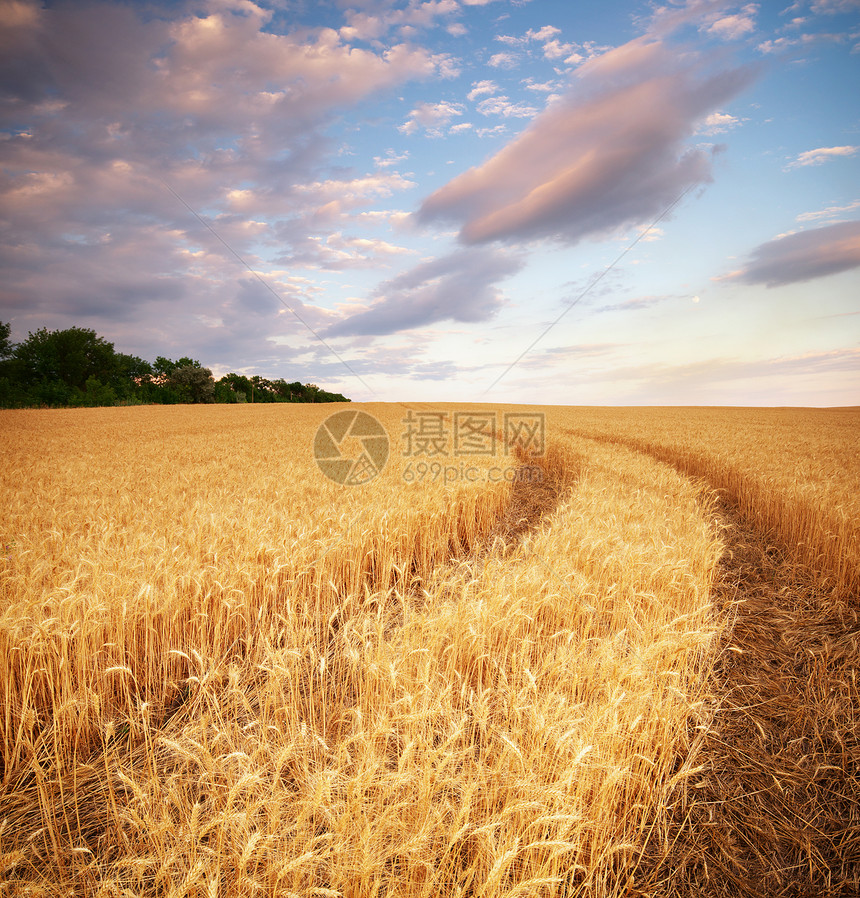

left=417, top=37, right=757, bottom=245
left=0, top=0, right=452, bottom=363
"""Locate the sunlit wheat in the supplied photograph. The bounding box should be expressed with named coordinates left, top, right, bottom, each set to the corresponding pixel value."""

left=0, top=403, right=856, bottom=896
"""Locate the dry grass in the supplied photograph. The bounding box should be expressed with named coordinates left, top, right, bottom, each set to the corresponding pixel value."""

left=0, top=404, right=856, bottom=896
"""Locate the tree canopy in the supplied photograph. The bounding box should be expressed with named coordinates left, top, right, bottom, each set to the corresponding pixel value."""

left=0, top=323, right=350, bottom=408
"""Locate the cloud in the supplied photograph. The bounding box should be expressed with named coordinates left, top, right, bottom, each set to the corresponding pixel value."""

left=542, top=38, right=577, bottom=59
left=467, top=79, right=498, bottom=100
left=476, top=95, right=538, bottom=117
left=522, top=77, right=560, bottom=92
left=339, top=0, right=461, bottom=41
left=796, top=200, right=860, bottom=222
left=620, top=348, right=860, bottom=386
left=529, top=26, right=562, bottom=41
left=374, top=149, right=410, bottom=168
left=811, top=0, right=860, bottom=12
left=578, top=347, right=860, bottom=407
left=488, top=51, right=520, bottom=68
left=0, top=0, right=459, bottom=369
left=596, top=293, right=679, bottom=313
left=475, top=123, right=508, bottom=138
left=326, top=248, right=526, bottom=336
left=0, top=2, right=446, bottom=181
left=696, top=110, right=742, bottom=134
left=721, top=221, right=860, bottom=286
left=399, top=100, right=464, bottom=135
left=418, top=37, right=757, bottom=245
left=786, top=145, right=859, bottom=168
left=515, top=343, right=626, bottom=371
left=495, top=23, right=589, bottom=66
left=646, top=0, right=752, bottom=38
left=757, top=27, right=848, bottom=54
left=706, top=5, right=758, bottom=40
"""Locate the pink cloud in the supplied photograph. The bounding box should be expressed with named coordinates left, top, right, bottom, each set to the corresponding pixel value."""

left=418, top=37, right=756, bottom=245
left=0, top=0, right=455, bottom=361
left=326, top=248, right=525, bottom=336
left=707, top=5, right=758, bottom=41
left=722, top=221, right=860, bottom=286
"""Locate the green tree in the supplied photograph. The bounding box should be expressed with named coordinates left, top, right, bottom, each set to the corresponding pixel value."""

left=111, top=353, right=153, bottom=402
left=169, top=364, right=216, bottom=403
left=0, top=321, right=12, bottom=360
left=250, top=375, right=276, bottom=402
left=218, top=372, right=252, bottom=402
left=0, top=321, right=20, bottom=406
left=12, top=326, right=117, bottom=393
left=80, top=376, right=118, bottom=407
left=153, top=356, right=200, bottom=380
left=0, top=322, right=351, bottom=407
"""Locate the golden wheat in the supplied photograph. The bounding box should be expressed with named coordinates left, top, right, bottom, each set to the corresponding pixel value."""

left=0, top=403, right=855, bottom=896
left=551, top=405, right=860, bottom=596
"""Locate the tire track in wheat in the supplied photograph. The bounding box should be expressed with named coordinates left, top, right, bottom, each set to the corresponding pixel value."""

left=568, top=431, right=860, bottom=897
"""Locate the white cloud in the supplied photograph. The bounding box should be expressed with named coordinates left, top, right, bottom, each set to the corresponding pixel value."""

left=542, top=38, right=577, bottom=59
left=295, top=173, right=416, bottom=205
left=522, top=77, right=560, bottom=92
left=529, top=25, right=562, bottom=41
left=467, top=79, right=498, bottom=100
left=496, top=34, right=528, bottom=46
left=696, top=110, right=742, bottom=134
left=707, top=5, right=759, bottom=40
left=488, top=51, right=520, bottom=68
left=325, top=232, right=415, bottom=259
left=786, top=145, right=859, bottom=168
left=374, top=150, right=410, bottom=168
left=340, top=0, right=460, bottom=40
left=491, top=23, right=593, bottom=69
left=796, top=200, right=860, bottom=222
left=758, top=29, right=848, bottom=53
left=476, top=96, right=539, bottom=118
left=399, top=101, right=465, bottom=135
left=475, top=124, right=508, bottom=138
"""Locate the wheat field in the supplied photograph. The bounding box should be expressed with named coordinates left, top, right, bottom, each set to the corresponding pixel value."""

left=0, top=404, right=857, bottom=896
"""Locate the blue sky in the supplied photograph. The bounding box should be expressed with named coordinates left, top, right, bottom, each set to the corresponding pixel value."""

left=1, top=0, right=858, bottom=405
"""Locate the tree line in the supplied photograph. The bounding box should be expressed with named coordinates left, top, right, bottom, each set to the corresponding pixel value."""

left=0, top=323, right=350, bottom=408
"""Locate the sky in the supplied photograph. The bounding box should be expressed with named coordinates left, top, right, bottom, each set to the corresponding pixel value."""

left=1, top=0, right=859, bottom=406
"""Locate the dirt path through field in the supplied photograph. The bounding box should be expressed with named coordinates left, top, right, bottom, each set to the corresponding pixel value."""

left=480, top=432, right=859, bottom=894
left=561, top=427, right=859, bottom=894
left=611, top=475, right=860, bottom=896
